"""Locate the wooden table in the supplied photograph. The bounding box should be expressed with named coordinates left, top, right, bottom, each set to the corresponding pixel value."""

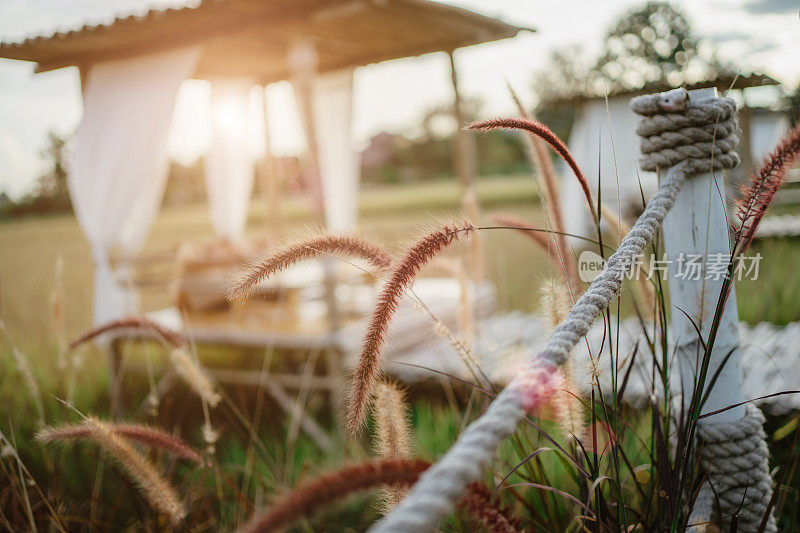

left=103, top=278, right=497, bottom=450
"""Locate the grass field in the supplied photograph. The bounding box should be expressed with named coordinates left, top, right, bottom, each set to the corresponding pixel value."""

left=0, top=176, right=551, bottom=343
left=2, top=175, right=800, bottom=530
left=1, top=174, right=795, bottom=343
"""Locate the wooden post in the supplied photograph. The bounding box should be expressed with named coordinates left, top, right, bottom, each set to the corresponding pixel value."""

left=447, top=50, right=483, bottom=281
left=258, top=84, right=282, bottom=246
left=79, top=65, right=89, bottom=97
left=661, top=88, right=746, bottom=423
left=288, top=40, right=325, bottom=219
left=288, top=40, right=344, bottom=406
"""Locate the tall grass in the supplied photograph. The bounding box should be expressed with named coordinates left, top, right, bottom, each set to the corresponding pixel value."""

left=1, top=113, right=799, bottom=532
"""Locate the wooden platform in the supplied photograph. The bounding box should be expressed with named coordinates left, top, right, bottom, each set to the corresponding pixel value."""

left=396, top=312, right=800, bottom=414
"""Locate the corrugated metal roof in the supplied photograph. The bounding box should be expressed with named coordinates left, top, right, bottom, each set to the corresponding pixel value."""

left=0, top=0, right=532, bottom=81
left=545, top=72, right=781, bottom=105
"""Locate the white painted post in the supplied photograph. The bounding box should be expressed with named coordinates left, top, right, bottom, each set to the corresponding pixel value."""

left=661, top=87, right=746, bottom=423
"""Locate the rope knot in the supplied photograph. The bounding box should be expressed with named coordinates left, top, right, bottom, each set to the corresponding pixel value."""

left=631, top=89, right=740, bottom=176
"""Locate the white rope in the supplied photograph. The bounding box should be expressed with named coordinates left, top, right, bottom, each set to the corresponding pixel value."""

left=635, top=89, right=775, bottom=533
left=689, top=405, right=777, bottom=532
left=375, top=89, right=767, bottom=532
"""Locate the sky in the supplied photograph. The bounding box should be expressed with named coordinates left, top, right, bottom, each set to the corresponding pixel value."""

left=0, top=0, right=798, bottom=200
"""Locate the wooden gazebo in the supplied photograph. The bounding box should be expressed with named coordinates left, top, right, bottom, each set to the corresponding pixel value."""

left=0, top=0, right=531, bottom=324
left=2, top=1, right=529, bottom=78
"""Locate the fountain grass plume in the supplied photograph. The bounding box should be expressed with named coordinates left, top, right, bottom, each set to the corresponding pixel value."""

left=240, top=458, right=518, bottom=532
left=373, top=382, right=411, bottom=461
left=470, top=117, right=596, bottom=224
left=506, top=83, right=581, bottom=291
left=346, top=222, right=474, bottom=433
left=458, top=482, right=521, bottom=533
left=38, top=416, right=185, bottom=523
left=373, top=381, right=413, bottom=510
left=240, top=458, right=431, bottom=533
left=169, top=348, right=221, bottom=408
left=37, top=420, right=203, bottom=465
left=227, top=233, right=393, bottom=302
left=735, top=123, right=800, bottom=253
left=539, top=277, right=571, bottom=331
left=68, top=316, right=186, bottom=351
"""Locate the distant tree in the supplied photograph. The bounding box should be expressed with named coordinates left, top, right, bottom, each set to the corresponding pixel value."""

left=3, top=131, right=73, bottom=216
left=535, top=1, right=731, bottom=102
left=533, top=46, right=593, bottom=103
left=593, top=1, right=727, bottom=92
left=36, top=131, right=70, bottom=201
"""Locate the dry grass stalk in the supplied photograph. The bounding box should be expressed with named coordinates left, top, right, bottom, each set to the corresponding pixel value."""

left=202, top=421, right=218, bottom=455
left=373, top=381, right=413, bottom=511
left=496, top=213, right=583, bottom=294
left=429, top=257, right=476, bottom=351
left=735, top=123, right=800, bottom=252
left=51, top=255, right=67, bottom=369
left=39, top=416, right=185, bottom=523
left=169, top=348, right=221, bottom=408
left=458, top=481, right=521, bottom=533
left=347, top=223, right=473, bottom=433
left=406, top=294, right=483, bottom=379
left=227, top=234, right=393, bottom=302
left=491, top=213, right=550, bottom=250
left=37, top=421, right=203, bottom=465
left=507, top=85, right=581, bottom=291
left=462, top=187, right=485, bottom=282
left=68, top=316, right=186, bottom=351
left=537, top=279, right=585, bottom=438
left=65, top=348, right=83, bottom=406
left=599, top=204, right=630, bottom=240
left=10, top=347, right=45, bottom=427
left=469, top=117, right=596, bottom=224
left=556, top=365, right=585, bottom=441
left=456, top=258, right=475, bottom=350
left=598, top=204, right=654, bottom=317
left=241, top=458, right=431, bottom=533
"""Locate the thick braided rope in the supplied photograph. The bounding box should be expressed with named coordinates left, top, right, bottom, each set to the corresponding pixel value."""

left=636, top=89, right=775, bottom=532
left=689, top=405, right=776, bottom=532
left=375, top=90, right=739, bottom=532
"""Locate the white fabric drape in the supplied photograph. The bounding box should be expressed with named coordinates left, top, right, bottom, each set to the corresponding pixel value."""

left=562, top=96, right=658, bottom=242
left=310, top=68, right=359, bottom=232
left=69, top=47, right=199, bottom=325
left=204, top=79, right=256, bottom=239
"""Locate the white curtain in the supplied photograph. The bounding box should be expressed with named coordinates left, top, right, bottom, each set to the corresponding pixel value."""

left=69, top=47, right=200, bottom=325
left=562, top=96, right=658, bottom=243
left=310, top=68, right=359, bottom=232
left=204, top=79, right=256, bottom=239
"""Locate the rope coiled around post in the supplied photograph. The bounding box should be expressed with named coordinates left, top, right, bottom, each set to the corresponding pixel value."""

left=375, top=89, right=754, bottom=532
left=689, top=405, right=776, bottom=532
left=635, top=88, right=775, bottom=533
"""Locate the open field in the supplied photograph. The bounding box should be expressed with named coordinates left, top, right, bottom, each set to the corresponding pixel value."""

left=1, top=174, right=796, bottom=343
left=0, top=176, right=550, bottom=344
